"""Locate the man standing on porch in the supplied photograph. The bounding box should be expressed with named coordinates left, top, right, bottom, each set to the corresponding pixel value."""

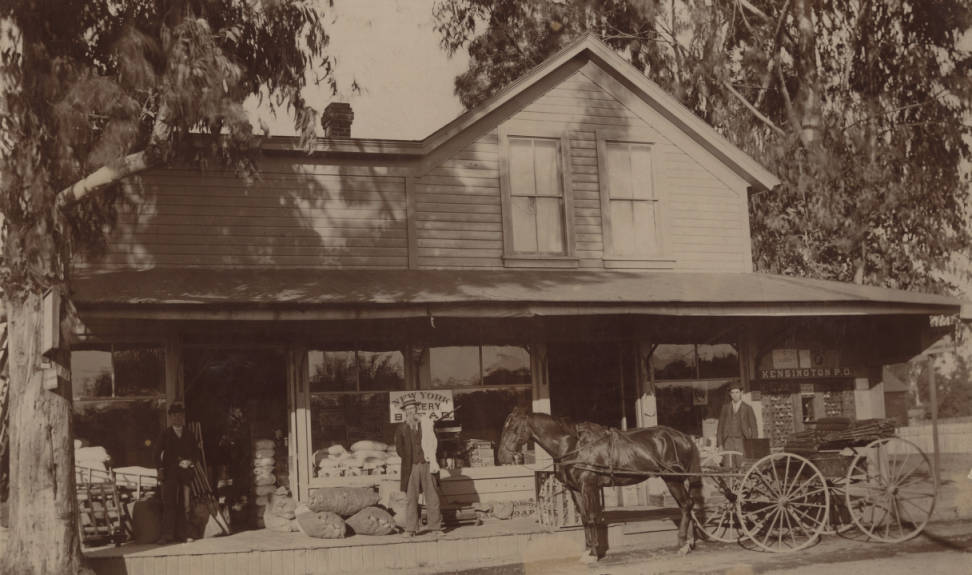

left=394, top=397, right=442, bottom=537
left=717, top=382, right=757, bottom=468
left=153, top=402, right=201, bottom=544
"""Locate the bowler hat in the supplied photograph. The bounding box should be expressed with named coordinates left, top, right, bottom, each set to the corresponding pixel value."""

left=399, top=397, right=418, bottom=410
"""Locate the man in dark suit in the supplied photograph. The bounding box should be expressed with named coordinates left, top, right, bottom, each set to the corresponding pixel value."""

left=717, top=382, right=757, bottom=468
left=153, top=402, right=200, bottom=543
left=393, top=397, right=441, bottom=537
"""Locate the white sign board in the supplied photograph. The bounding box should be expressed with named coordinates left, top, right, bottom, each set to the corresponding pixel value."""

left=771, top=348, right=799, bottom=369
left=389, top=390, right=454, bottom=423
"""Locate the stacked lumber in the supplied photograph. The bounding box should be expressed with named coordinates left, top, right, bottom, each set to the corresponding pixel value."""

left=785, top=418, right=897, bottom=451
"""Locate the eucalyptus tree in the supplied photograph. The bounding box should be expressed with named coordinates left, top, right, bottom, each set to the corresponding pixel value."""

left=0, top=1, right=335, bottom=572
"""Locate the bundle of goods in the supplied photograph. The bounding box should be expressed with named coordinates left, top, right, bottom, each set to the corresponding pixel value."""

left=294, top=505, right=346, bottom=539
left=252, top=438, right=277, bottom=528
left=785, top=418, right=897, bottom=451
left=296, top=486, right=396, bottom=537
left=345, top=506, right=397, bottom=535
left=465, top=439, right=494, bottom=467
left=306, top=486, right=379, bottom=517
left=263, top=486, right=299, bottom=533
left=314, top=441, right=401, bottom=479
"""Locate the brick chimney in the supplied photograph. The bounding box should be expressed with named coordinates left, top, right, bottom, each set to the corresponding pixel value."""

left=322, top=102, right=354, bottom=138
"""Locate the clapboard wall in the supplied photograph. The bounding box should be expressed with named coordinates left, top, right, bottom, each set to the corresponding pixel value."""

left=83, top=56, right=752, bottom=273
left=82, top=158, right=409, bottom=270
left=413, top=62, right=752, bottom=272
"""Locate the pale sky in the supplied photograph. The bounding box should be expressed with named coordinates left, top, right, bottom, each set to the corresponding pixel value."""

left=246, top=0, right=469, bottom=140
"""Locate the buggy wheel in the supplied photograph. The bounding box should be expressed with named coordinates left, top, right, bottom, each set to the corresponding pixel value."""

left=692, top=472, right=747, bottom=543
left=736, top=453, right=829, bottom=552
left=845, top=437, right=936, bottom=543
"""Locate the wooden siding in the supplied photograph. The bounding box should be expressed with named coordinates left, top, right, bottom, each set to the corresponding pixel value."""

left=415, top=65, right=752, bottom=271
left=81, top=159, right=409, bottom=270
left=414, top=134, right=505, bottom=268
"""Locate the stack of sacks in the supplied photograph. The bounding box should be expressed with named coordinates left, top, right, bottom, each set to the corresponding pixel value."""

left=315, top=440, right=401, bottom=479
left=263, top=486, right=298, bottom=532
left=252, top=438, right=277, bottom=527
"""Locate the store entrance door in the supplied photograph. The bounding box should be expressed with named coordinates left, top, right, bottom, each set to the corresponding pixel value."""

left=548, top=341, right=637, bottom=429
left=182, top=347, right=288, bottom=531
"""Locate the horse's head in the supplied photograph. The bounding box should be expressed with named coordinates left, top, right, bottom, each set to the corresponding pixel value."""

left=497, top=406, right=530, bottom=464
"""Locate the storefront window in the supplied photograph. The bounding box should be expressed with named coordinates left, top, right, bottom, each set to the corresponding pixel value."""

left=71, top=344, right=166, bottom=469
left=308, top=348, right=405, bottom=480
left=652, top=343, right=740, bottom=439
left=309, top=350, right=405, bottom=393
left=429, top=345, right=532, bottom=466
left=72, top=344, right=165, bottom=399
left=652, top=344, right=696, bottom=380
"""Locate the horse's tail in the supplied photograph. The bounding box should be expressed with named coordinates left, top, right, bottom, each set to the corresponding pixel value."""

left=688, top=440, right=704, bottom=516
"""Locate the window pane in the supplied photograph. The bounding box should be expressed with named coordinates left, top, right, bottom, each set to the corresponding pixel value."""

left=74, top=398, right=165, bottom=469
left=113, top=345, right=165, bottom=396
left=509, top=137, right=535, bottom=196
left=653, top=344, right=697, bottom=380
left=533, top=139, right=561, bottom=197
left=358, top=351, right=406, bottom=391
left=606, top=143, right=633, bottom=199
left=632, top=201, right=658, bottom=254
left=698, top=344, right=739, bottom=378
left=630, top=144, right=654, bottom=200
left=535, top=196, right=565, bottom=254
left=309, top=351, right=357, bottom=392
left=429, top=346, right=481, bottom=389
left=72, top=349, right=113, bottom=399
left=611, top=200, right=635, bottom=255
left=453, top=387, right=532, bottom=460
left=511, top=196, right=538, bottom=253
left=310, top=393, right=397, bottom=479
left=482, top=346, right=531, bottom=386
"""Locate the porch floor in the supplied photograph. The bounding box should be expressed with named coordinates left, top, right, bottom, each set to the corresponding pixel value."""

left=84, top=507, right=681, bottom=575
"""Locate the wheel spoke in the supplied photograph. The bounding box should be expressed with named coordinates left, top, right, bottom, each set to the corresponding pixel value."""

left=759, top=508, right=782, bottom=548
left=784, top=460, right=808, bottom=498
left=898, top=494, right=933, bottom=517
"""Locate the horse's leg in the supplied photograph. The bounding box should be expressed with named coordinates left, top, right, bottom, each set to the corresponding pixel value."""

left=581, top=478, right=606, bottom=561
left=664, top=478, right=695, bottom=556
left=567, top=488, right=595, bottom=562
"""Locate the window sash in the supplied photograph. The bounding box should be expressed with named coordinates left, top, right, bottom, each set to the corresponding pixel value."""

left=503, top=132, right=571, bottom=257
left=598, top=134, right=664, bottom=258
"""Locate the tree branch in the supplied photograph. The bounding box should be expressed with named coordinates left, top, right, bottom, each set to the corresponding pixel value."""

left=754, top=0, right=792, bottom=109
left=54, top=151, right=152, bottom=210
left=55, top=101, right=170, bottom=210
left=737, top=0, right=770, bottom=21
left=722, top=80, right=786, bottom=136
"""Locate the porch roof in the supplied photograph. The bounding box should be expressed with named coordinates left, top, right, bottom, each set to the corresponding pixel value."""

left=71, top=269, right=963, bottom=321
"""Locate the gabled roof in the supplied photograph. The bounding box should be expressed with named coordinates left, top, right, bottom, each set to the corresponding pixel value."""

left=265, top=34, right=781, bottom=192
left=420, top=34, right=780, bottom=192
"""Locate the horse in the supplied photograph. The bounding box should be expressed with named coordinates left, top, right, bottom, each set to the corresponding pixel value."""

left=498, top=407, right=704, bottom=562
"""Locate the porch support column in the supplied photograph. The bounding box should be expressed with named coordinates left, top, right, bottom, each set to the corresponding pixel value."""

left=530, top=342, right=553, bottom=468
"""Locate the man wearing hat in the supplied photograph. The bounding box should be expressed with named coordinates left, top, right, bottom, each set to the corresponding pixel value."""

left=717, top=382, right=757, bottom=468
left=153, top=402, right=201, bottom=543
left=393, top=397, right=442, bottom=537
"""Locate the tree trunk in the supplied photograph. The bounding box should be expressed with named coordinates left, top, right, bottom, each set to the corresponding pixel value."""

left=1, top=293, right=85, bottom=575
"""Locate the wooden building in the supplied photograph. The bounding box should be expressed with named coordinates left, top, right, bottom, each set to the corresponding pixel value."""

left=69, top=35, right=962, bottom=517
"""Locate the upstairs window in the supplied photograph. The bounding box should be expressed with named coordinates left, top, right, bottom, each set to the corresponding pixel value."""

left=597, top=131, right=668, bottom=263
left=500, top=126, right=576, bottom=265
left=509, top=136, right=565, bottom=254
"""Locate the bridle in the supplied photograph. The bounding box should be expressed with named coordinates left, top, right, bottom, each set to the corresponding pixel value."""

left=500, top=409, right=531, bottom=458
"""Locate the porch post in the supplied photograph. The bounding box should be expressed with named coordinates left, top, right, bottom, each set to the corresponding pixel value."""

left=530, top=342, right=553, bottom=469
